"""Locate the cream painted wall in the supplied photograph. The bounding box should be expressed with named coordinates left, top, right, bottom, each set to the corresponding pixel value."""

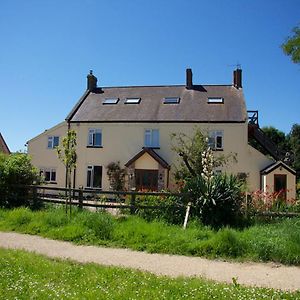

left=28, top=121, right=274, bottom=192
left=27, top=122, right=68, bottom=187
left=262, top=168, right=296, bottom=200
left=135, top=153, right=159, bottom=170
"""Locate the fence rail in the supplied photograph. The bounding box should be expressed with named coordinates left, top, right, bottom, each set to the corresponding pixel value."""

left=25, top=185, right=183, bottom=213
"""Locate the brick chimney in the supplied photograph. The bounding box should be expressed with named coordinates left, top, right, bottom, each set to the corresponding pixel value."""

left=233, top=68, right=242, bottom=89
left=87, top=70, right=97, bottom=91
left=186, top=68, right=193, bottom=89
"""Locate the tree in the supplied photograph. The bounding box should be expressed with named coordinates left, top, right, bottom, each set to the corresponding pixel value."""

left=0, top=153, right=39, bottom=208
left=282, top=25, right=300, bottom=64
left=172, top=128, right=243, bottom=228
left=288, top=123, right=300, bottom=175
left=57, top=130, right=77, bottom=215
left=171, top=128, right=236, bottom=182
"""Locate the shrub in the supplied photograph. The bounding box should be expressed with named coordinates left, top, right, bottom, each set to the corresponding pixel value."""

left=135, top=194, right=186, bottom=224
left=0, top=153, right=40, bottom=208
left=184, top=174, right=244, bottom=228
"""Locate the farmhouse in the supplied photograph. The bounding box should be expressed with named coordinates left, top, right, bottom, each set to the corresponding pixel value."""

left=27, top=68, right=296, bottom=199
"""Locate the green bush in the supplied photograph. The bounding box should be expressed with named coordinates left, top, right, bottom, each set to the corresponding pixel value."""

left=135, top=194, right=186, bottom=224
left=184, top=174, right=245, bottom=228
left=0, top=153, right=40, bottom=208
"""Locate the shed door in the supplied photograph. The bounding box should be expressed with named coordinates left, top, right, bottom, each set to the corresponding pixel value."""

left=274, top=174, right=287, bottom=200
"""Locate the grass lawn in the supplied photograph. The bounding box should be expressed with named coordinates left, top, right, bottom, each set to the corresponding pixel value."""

left=0, top=248, right=299, bottom=299
left=0, top=206, right=300, bottom=265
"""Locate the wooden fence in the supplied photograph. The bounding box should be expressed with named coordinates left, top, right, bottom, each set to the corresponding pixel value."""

left=25, top=185, right=183, bottom=214
left=16, top=185, right=300, bottom=218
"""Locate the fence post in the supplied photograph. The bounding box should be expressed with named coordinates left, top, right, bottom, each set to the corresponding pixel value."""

left=31, top=185, right=38, bottom=207
left=183, top=202, right=191, bottom=229
left=130, top=193, right=136, bottom=214
left=78, top=187, right=83, bottom=209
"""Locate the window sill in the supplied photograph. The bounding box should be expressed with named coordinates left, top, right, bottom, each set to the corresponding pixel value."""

left=86, top=146, right=103, bottom=148
left=84, top=187, right=102, bottom=190
left=45, top=181, right=57, bottom=185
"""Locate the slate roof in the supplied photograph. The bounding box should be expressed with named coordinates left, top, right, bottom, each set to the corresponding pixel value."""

left=67, top=84, right=247, bottom=123
left=0, top=132, right=10, bottom=154
left=260, top=161, right=296, bottom=175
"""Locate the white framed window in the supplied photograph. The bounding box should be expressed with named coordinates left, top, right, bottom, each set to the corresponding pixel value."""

left=125, top=98, right=141, bottom=104
left=144, top=129, right=160, bottom=148
left=40, top=168, right=56, bottom=182
left=86, top=165, right=102, bottom=188
left=208, top=130, right=223, bottom=150
left=207, top=97, right=224, bottom=104
left=163, top=97, right=180, bottom=104
left=88, top=129, right=102, bottom=147
left=103, top=98, right=119, bottom=105
left=47, top=136, right=59, bottom=149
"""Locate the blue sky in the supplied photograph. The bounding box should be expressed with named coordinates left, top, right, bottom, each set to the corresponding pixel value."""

left=0, top=0, right=299, bottom=152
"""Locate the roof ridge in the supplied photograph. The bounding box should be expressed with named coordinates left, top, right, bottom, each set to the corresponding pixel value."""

left=100, top=84, right=233, bottom=89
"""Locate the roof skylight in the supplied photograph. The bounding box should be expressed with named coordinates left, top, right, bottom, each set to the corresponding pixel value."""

left=125, top=98, right=141, bottom=104
left=163, top=97, right=180, bottom=104
left=103, top=98, right=119, bottom=105
left=207, top=97, right=224, bottom=104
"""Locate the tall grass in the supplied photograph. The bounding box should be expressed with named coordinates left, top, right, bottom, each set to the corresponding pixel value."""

left=1, top=248, right=299, bottom=299
left=0, top=206, right=300, bottom=265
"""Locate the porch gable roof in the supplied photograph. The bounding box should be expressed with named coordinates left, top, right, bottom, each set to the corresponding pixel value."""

left=125, top=148, right=170, bottom=169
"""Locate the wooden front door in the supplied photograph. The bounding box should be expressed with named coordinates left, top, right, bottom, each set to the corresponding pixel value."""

left=135, top=169, right=158, bottom=191
left=274, top=174, right=287, bottom=200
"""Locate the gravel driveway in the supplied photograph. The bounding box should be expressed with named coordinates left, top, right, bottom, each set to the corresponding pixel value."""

left=1, top=231, right=300, bottom=291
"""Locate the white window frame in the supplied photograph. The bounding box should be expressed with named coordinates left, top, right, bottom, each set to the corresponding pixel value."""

left=163, top=97, right=180, bottom=104
left=40, top=168, right=56, bottom=183
left=144, top=129, right=160, bottom=148
left=125, top=98, right=141, bottom=104
left=88, top=128, right=102, bottom=147
left=86, top=165, right=102, bottom=189
left=103, top=98, right=119, bottom=105
left=207, top=97, right=224, bottom=104
left=47, top=136, right=59, bottom=149
left=208, top=130, right=224, bottom=150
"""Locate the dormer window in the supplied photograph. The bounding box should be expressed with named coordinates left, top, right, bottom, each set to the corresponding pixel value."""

left=163, top=97, right=180, bottom=104
left=103, top=98, right=119, bottom=105
left=208, top=97, right=224, bottom=104
left=125, top=98, right=141, bottom=104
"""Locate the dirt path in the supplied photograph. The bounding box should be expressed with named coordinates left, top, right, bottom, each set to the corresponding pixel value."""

left=1, top=231, right=300, bottom=292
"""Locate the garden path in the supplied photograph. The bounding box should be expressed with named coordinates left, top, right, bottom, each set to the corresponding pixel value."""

left=1, top=231, right=300, bottom=292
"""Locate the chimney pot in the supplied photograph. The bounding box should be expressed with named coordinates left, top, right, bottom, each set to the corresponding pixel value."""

left=87, top=70, right=97, bottom=91
left=186, top=68, right=193, bottom=89
left=233, top=68, right=242, bottom=89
